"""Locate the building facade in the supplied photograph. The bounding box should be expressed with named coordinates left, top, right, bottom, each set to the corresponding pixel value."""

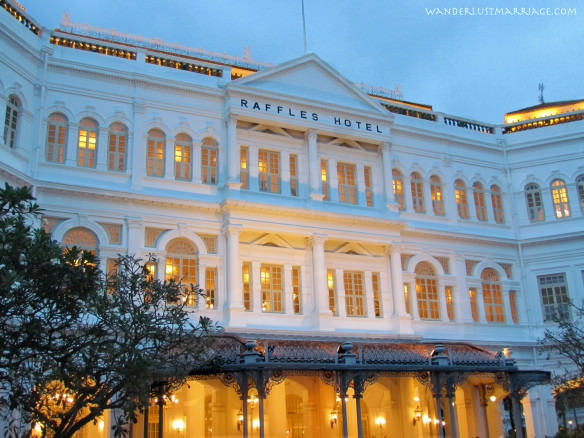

left=1, top=1, right=583, bottom=437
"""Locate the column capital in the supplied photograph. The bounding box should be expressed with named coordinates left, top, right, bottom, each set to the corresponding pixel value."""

left=305, top=128, right=318, bottom=141
left=308, top=233, right=327, bottom=247
left=222, top=223, right=243, bottom=237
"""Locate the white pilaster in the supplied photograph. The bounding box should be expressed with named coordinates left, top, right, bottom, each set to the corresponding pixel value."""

left=364, top=270, right=375, bottom=319
left=224, top=225, right=243, bottom=312
left=284, top=264, right=294, bottom=315
left=96, top=126, right=108, bottom=171
left=306, top=129, right=321, bottom=200
left=336, top=268, right=346, bottom=318
left=454, top=255, right=474, bottom=323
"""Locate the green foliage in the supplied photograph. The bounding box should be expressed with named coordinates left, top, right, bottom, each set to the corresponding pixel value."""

left=0, top=184, right=220, bottom=438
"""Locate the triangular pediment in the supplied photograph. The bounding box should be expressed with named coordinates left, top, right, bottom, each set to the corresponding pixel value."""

left=232, top=54, right=384, bottom=114
left=331, top=242, right=373, bottom=257
left=249, top=233, right=293, bottom=249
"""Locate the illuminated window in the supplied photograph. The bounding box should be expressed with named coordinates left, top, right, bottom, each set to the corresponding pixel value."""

left=577, top=175, right=584, bottom=213
left=469, top=288, right=478, bottom=322
left=46, top=113, right=68, bottom=163
left=364, top=166, right=373, bottom=207
left=77, top=118, right=98, bottom=168
left=403, top=283, right=410, bottom=314
left=509, top=290, right=518, bottom=324
left=205, top=267, right=216, bottom=309
left=481, top=268, right=504, bottom=323
left=415, top=262, right=439, bottom=320
left=344, top=271, right=365, bottom=316
left=174, top=133, right=192, bottom=181
left=392, top=169, right=405, bottom=210
left=260, top=264, right=282, bottom=312
left=242, top=262, right=251, bottom=311
left=321, top=159, right=329, bottom=200
left=108, top=122, right=127, bottom=171
left=490, top=185, right=504, bottom=224
left=146, top=129, right=165, bottom=177
left=258, top=149, right=280, bottom=193
left=410, top=172, right=425, bottom=213
left=430, top=175, right=444, bottom=216
left=165, top=238, right=197, bottom=306
left=372, top=272, right=382, bottom=317
left=551, top=179, right=570, bottom=218
left=445, top=286, right=454, bottom=321
left=454, top=179, right=469, bottom=219
left=240, top=146, right=249, bottom=189
left=292, top=266, right=301, bottom=314
left=145, top=261, right=157, bottom=281
left=538, top=273, right=571, bottom=322
left=327, top=269, right=337, bottom=315
left=3, top=95, right=19, bottom=148
left=201, top=137, right=218, bottom=184
left=63, top=227, right=98, bottom=255
left=525, top=183, right=544, bottom=222
left=290, top=154, right=298, bottom=196
left=473, top=182, right=487, bottom=221
left=337, top=162, right=357, bottom=204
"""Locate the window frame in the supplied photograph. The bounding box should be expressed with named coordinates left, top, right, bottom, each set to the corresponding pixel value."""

left=576, top=175, right=584, bottom=213
left=410, top=172, right=425, bottom=213
left=538, top=273, right=571, bottom=322
left=525, top=183, right=545, bottom=222
left=46, top=112, right=68, bottom=164
left=107, top=122, right=128, bottom=172
left=240, top=146, right=249, bottom=189
left=430, top=175, right=444, bottom=216
left=415, top=262, right=440, bottom=320
left=481, top=269, right=505, bottom=323
left=337, top=161, right=357, bottom=204
left=343, top=270, right=365, bottom=317
left=551, top=179, right=571, bottom=219
left=258, top=149, right=281, bottom=193
left=321, top=159, right=329, bottom=201
left=392, top=169, right=405, bottom=211
left=174, top=133, right=193, bottom=181
left=473, top=182, right=487, bottom=221
left=490, top=184, right=504, bottom=224
left=146, top=128, right=166, bottom=177
left=201, top=137, right=218, bottom=185
left=289, top=154, right=298, bottom=196
left=364, top=165, right=373, bottom=207
left=455, top=179, right=469, bottom=219
left=4, top=95, right=19, bottom=148
left=77, top=117, right=98, bottom=168
left=260, top=264, right=283, bottom=313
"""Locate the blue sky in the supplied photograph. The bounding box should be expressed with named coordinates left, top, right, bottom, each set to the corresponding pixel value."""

left=21, top=0, right=584, bottom=124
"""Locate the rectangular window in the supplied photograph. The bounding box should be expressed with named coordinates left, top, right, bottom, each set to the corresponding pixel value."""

left=509, top=290, right=518, bottom=324
left=242, top=262, right=251, bottom=311
left=292, top=266, right=301, bottom=314
left=240, top=146, right=249, bottom=189
left=201, top=143, right=218, bottom=184
left=538, top=273, right=571, bottom=321
left=260, top=264, right=282, bottom=312
left=78, top=127, right=97, bottom=168
left=344, top=271, right=365, bottom=316
left=321, top=159, right=329, bottom=201
left=445, top=286, right=454, bottom=321
left=483, top=281, right=504, bottom=322
left=148, top=405, right=160, bottom=438
left=337, top=162, right=357, bottom=204
left=147, top=134, right=165, bottom=177
left=372, top=272, right=382, bottom=317
left=258, top=149, right=280, bottom=193
left=392, top=170, right=405, bottom=211
left=364, top=166, right=373, bottom=207
left=403, top=283, right=410, bottom=314
left=289, top=154, right=298, bottom=196
left=174, top=143, right=192, bottom=181
left=327, top=269, right=337, bottom=315
left=469, top=288, right=478, bottom=322
left=108, top=124, right=127, bottom=171
left=205, top=268, right=216, bottom=309
left=46, top=116, right=67, bottom=163
left=416, top=275, right=439, bottom=320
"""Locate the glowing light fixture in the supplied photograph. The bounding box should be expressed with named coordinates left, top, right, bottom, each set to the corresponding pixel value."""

left=172, top=419, right=185, bottom=431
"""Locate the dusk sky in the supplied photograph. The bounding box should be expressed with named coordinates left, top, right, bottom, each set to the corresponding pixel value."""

left=21, top=0, right=583, bottom=124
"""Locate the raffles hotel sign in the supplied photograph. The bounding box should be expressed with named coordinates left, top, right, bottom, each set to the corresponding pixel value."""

left=239, top=99, right=386, bottom=135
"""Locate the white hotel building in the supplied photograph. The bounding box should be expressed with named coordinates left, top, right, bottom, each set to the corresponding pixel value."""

left=1, top=1, right=583, bottom=437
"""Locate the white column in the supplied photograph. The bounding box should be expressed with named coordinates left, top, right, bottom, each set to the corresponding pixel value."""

left=193, top=140, right=202, bottom=184
left=329, top=158, right=339, bottom=203
left=380, top=142, right=397, bottom=210
left=224, top=225, right=243, bottom=310
left=424, top=178, right=434, bottom=215
left=284, top=264, right=294, bottom=315
left=476, top=286, right=488, bottom=323
left=65, top=122, right=78, bottom=166
left=130, top=100, right=146, bottom=189
left=410, top=279, right=420, bottom=320
left=389, top=245, right=408, bottom=317
left=252, top=261, right=262, bottom=312
left=454, top=255, right=474, bottom=323
left=225, top=113, right=240, bottom=187
left=403, top=173, right=413, bottom=213
left=306, top=129, right=321, bottom=199
left=502, top=287, right=514, bottom=324
left=310, top=235, right=330, bottom=316
left=336, top=269, right=346, bottom=318
left=125, top=217, right=143, bottom=256
left=438, top=284, right=449, bottom=322
left=364, top=270, right=375, bottom=319
left=96, top=126, right=108, bottom=171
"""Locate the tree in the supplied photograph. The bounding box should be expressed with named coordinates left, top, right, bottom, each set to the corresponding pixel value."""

left=0, top=184, right=220, bottom=437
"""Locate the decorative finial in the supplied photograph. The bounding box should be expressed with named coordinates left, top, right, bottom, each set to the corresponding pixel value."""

left=538, top=82, right=545, bottom=104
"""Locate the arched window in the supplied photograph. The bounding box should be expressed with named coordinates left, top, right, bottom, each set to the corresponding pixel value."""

left=410, top=172, right=425, bottom=213
left=4, top=95, right=20, bottom=148
left=77, top=118, right=98, bottom=168
left=525, top=183, right=544, bottom=222
left=392, top=169, right=405, bottom=211
left=576, top=175, right=584, bottom=213
left=490, top=184, right=504, bottom=224
left=108, top=122, right=128, bottom=171
left=415, top=262, right=440, bottom=320
left=174, top=133, right=192, bottom=181
left=63, top=227, right=99, bottom=255
left=165, top=238, right=197, bottom=306
left=454, top=179, right=469, bottom=219
left=551, top=179, right=570, bottom=218
left=430, top=175, right=444, bottom=216
left=473, top=182, right=487, bottom=221
left=46, top=112, right=68, bottom=163
left=481, top=268, right=504, bottom=323
left=147, top=129, right=165, bottom=177
left=201, top=137, right=218, bottom=184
